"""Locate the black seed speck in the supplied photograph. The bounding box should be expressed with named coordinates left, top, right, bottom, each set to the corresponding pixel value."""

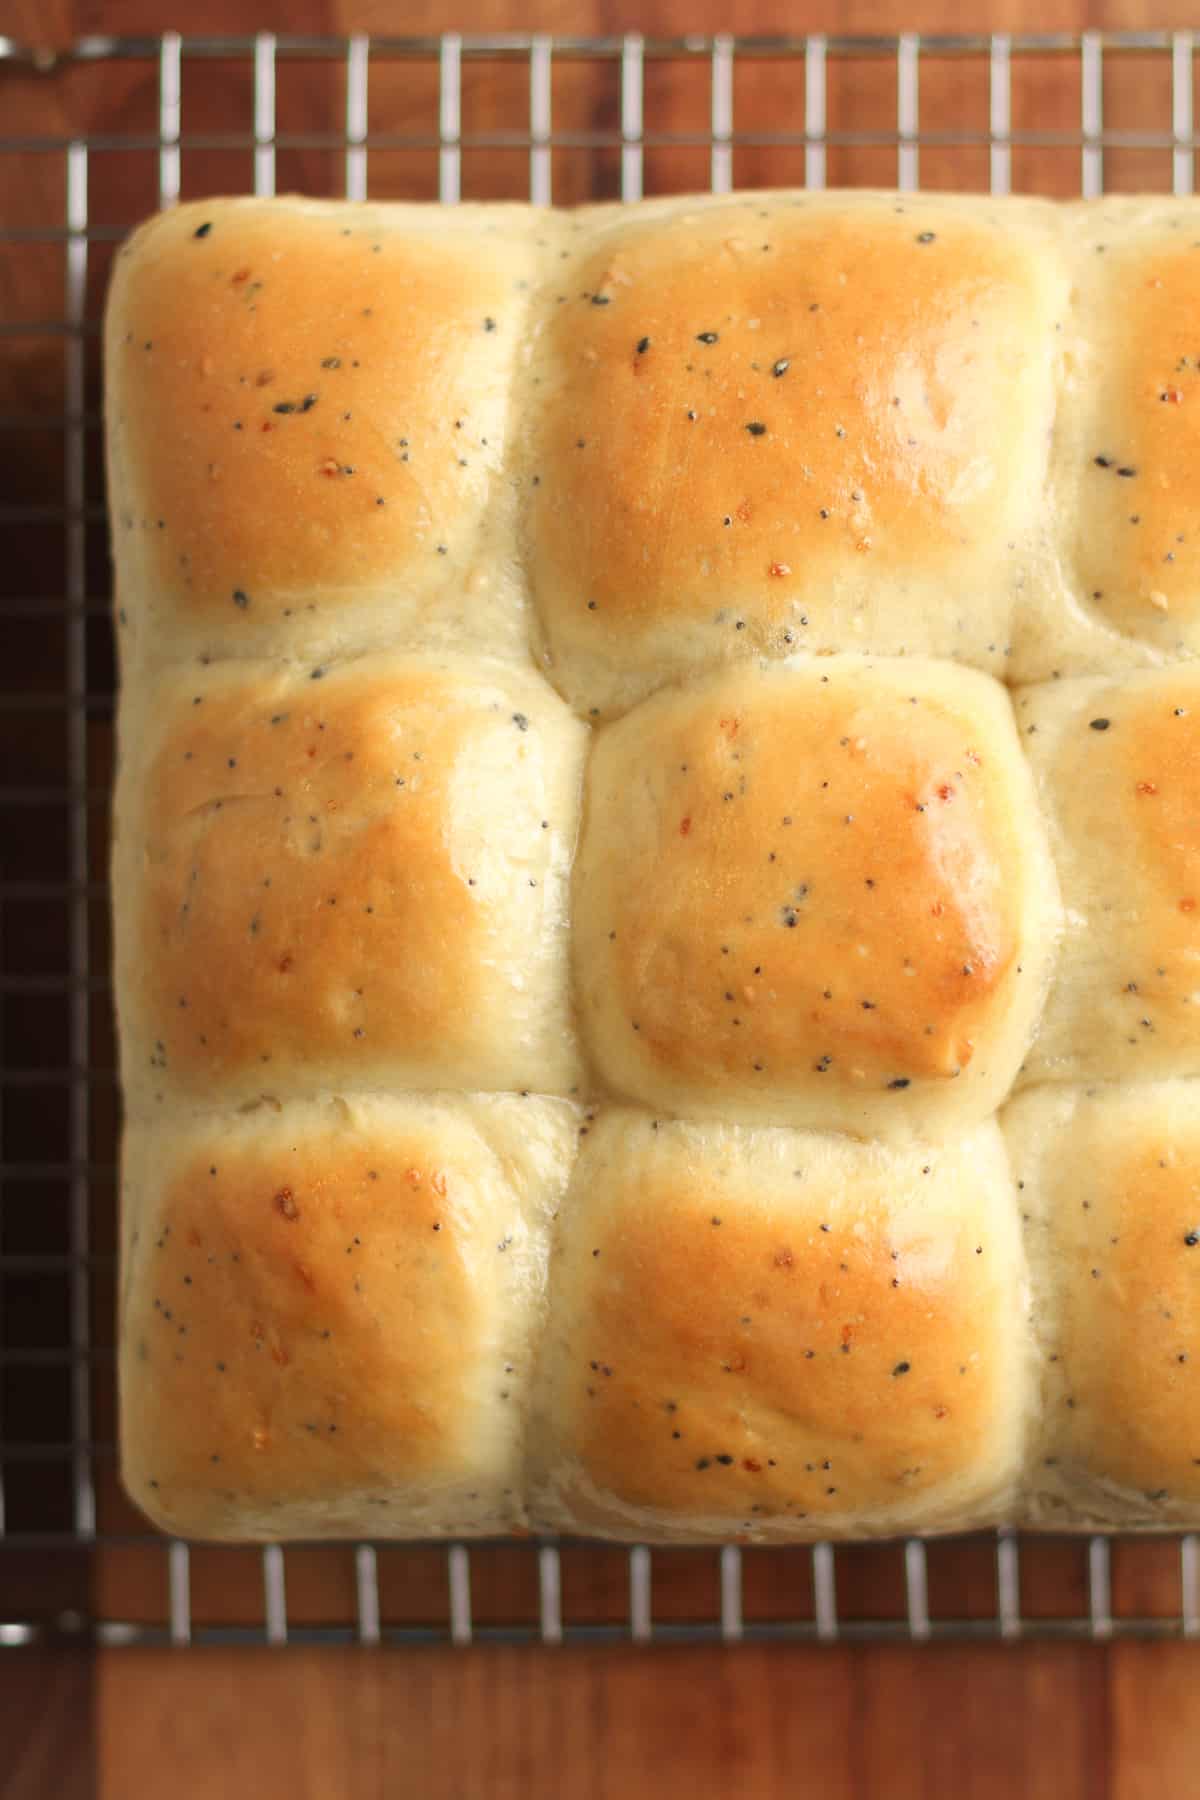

left=233, top=589, right=250, bottom=609
left=745, top=421, right=767, bottom=437
left=193, top=222, right=213, bottom=239
left=1089, top=718, right=1111, bottom=731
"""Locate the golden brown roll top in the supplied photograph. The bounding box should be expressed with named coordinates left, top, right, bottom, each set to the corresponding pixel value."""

left=105, top=197, right=546, bottom=670
left=574, top=655, right=1058, bottom=1141
left=114, top=652, right=586, bottom=1113
left=105, top=193, right=1200, bottom=705
left=524, top=191, right=1068, bottom=715
left=528, top=1110, right=1031, bottom=1541
left=120, top=1092, right=577, bottom=1540
left=120, top=1084, right=1200, bottom=1542
left=1004, top=1082, right=1200, bottom=1527
left=1028, top=200, right=1200, bottom=677
left=1015, top=662, right=1200, bottom=1085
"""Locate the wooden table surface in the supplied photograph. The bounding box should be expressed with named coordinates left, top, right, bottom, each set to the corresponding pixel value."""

left=3, top=1636, right=1199, bottom=1797
left=5, top=0, right=1200, bottom=1792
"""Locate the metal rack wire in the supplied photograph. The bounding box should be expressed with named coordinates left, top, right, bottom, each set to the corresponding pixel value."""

left=2, top=29, right=1200, bottom=1647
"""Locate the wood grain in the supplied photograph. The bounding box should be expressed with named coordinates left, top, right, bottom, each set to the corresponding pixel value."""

left=94, top=1642, right=1200, bottom=1799
left=4, top=0, right=1200, bottom=1793
left=1, top=1652, right=94, bottom=1800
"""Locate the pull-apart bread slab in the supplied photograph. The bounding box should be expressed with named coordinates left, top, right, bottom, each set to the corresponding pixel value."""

left=107, top=192, right=1200, bottom=1539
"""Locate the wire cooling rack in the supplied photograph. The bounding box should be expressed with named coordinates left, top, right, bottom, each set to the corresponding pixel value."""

left=2, top=29, right=1200, bottom=1648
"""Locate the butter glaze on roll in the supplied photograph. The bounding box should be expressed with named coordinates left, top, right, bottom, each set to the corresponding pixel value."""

left=529, top=1111, right=1029, bottom=1542
left=574, top=655, right=1058, bottom=1142
left=107, top=191, right=1200, bottom=1541
left=120, top=1093, right=575, bottom=1539
left=523, top=192, right=1068, bottom=716
left=1004, top=1082, right=1200, bottom=1529
left=106, top=198, right=543, bottom=670
left=114, top=651, right=585, bottom=1112
left=1015, top=663, right=1200, bottom=1087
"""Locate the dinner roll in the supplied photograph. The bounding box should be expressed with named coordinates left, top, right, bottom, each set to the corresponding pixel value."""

left=120, top=1091, right=576, bottom=1540
left=105, top=196, right=547, bottom=671
left=113, top=651, right=585, bottom=1111
left=522, top=191, right=1067, bottom=716
left=1021, top=200, right=1200, bottom=679
left=528, top=1110, right=1030, bottom=1541
left=1015, top=663, right=1200, bottom=1085
left=574, top=655, right=1058, bottom=1140
left=1005, top=1082, right=1200, bottom=1528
